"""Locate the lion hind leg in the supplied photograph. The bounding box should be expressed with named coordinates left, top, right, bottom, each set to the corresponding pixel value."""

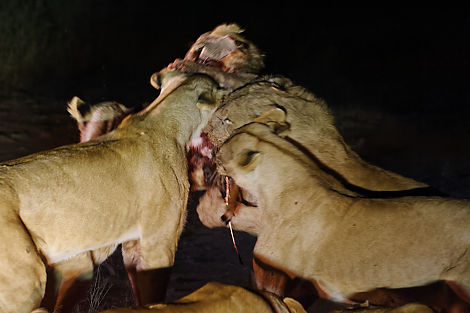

left=442, top=250, right=470, bottom=306
left=0, top=213, right=46, bottom=313
left=446, top=281, right=470, bottom=305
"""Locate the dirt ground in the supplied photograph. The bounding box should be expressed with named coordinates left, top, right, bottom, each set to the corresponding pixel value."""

left=1, top=89, right=469, bottom=312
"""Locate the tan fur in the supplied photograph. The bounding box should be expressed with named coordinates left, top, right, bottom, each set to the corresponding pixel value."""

left=0, top=70, right=222, bottom=313
left=204, top=76, right=427, bottom=192
left=99, top=282, right=306, bottom=313
left=197, top=75, right=429, bottom=237
left=332, top=303, right=434, bottom=313
left=217, top=123, right=470, bottom=303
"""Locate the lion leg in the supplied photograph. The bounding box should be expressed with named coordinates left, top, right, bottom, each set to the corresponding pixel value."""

left=120, top=196, right=186, bottom=307
left=250, top=255, right=319, bottom=309
left=442, top=252, right=470, bottom=310
left=121, top=240, right=172, bottom=306
left=0, top=212, right=46, bottom=313
left=50, top=252, right=94, bottom=313
left=134, top=267, right=172, bottom=305
left=250, top=255, right=289, bottom=297
left=447, top=281, right=470, bottom=304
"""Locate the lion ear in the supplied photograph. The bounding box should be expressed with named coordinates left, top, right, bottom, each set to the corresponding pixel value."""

left=197, top=89, right=220, bottom=110
left=283, top=297, right=307, bottom=313
left=67, top=96, right=88, bottom=122
left=254, top=106, right=290, bottom=134
left=238, top=150, right=262, bottom=172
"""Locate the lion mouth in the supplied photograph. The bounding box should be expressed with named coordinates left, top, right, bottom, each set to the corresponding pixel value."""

left=196, top=56, right=226, bottom=69
left=188, top=133, right=258, bottom=224
left=188, top=132, right=257, bottom=198
left=186, top=36, right=238, bottom=72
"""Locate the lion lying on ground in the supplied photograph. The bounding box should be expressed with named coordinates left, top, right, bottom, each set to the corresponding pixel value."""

left=216, top=122, right=470, bottom=306
left=99, top=282, right=306, bottom=313
left=0, top=69, right=222, bottom=313
left=97, top=282, right=433, bottom=313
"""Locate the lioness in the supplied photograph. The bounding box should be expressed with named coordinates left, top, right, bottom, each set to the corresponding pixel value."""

left=0, top=69, right=222, bottom=313
left=203, top=76, right=430, bottom=192
left=216, top=123, right=470, bottom=306
left=99, top=282, right=306, bottom=313
left=97, top=282, right=434, bottom=313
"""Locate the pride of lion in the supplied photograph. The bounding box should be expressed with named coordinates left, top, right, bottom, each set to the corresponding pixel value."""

left=0, top=23, right=468, bottom=313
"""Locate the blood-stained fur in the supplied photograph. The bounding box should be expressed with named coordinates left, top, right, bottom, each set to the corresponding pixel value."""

left=166, top=23, right=264, bottom=91
left=216, top=122, right=470, bottom=307
left=151, top=24, right=265, bottom=194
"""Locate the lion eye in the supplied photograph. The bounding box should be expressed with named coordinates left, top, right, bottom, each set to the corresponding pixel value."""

left=234, top=40, right=248, bottom=49
left=223, top=118, right=232, bottom=125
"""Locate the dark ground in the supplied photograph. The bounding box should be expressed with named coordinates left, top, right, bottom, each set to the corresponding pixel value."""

left=1, top=5, right=470, bottom=313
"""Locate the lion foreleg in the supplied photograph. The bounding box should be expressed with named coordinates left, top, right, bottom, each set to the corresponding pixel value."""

left=121, top=237, right=174, bottom=306
left=122, top=241, right=173, bottom=306
left=447, top=281, right=470, bottom=306
left=121, top=240, right=142, bottom=306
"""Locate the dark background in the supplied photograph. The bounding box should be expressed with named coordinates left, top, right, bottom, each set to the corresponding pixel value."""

left=1, top=4, right=469, bottom=113
left=1, top=4, right=470, bottom=311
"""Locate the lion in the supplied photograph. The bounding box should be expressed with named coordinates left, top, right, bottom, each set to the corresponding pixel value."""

left=0, top=68, right=223, bottom=313
left=97, top=282, right=434, bottom=313
left=203, top=75, right=431, bottom=192
left=215, top=122, right=470, bottom=308
left=64, top=97, right=177, bottom=310
left=98, top=282, right=306, bottom=313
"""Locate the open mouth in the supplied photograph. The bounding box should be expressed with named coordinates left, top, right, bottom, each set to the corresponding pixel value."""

left=188, top=133, right=258, bottom=223
left=196, top=56, right=226, bottom=69
left=185, top=35, right=239, bottom=72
